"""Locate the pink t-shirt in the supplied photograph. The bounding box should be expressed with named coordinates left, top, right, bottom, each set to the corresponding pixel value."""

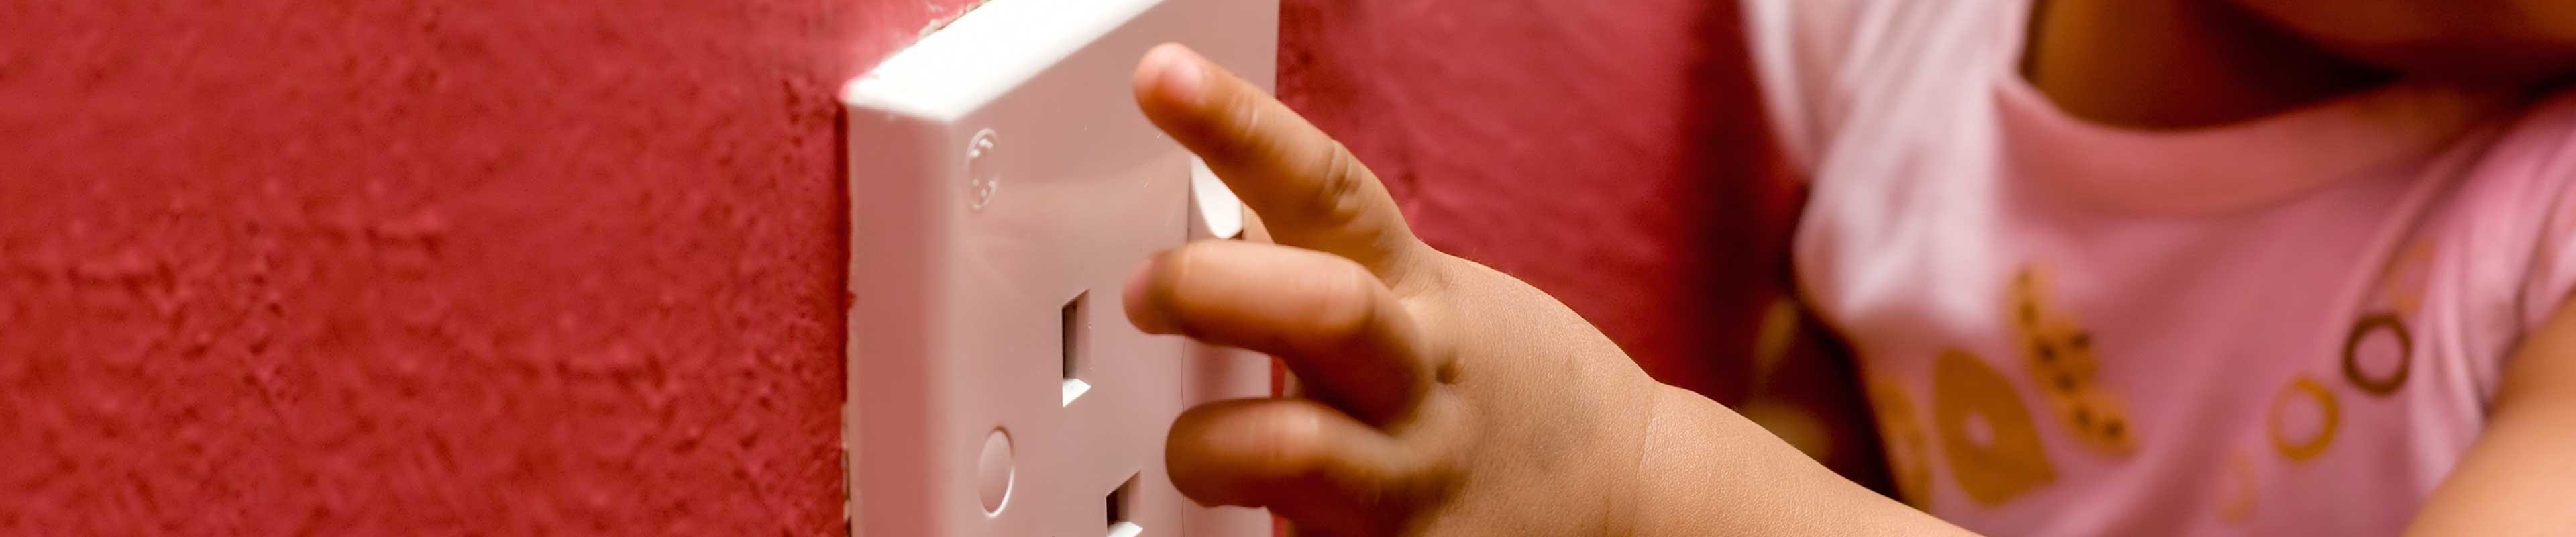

left=1747, top=0, right=2576, bottom=534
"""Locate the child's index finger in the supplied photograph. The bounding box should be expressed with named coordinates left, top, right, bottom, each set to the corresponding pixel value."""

left=1131, top=43, right=1432, bottom=284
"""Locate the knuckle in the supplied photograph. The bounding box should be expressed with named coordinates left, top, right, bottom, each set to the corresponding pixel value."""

left=1301, top=142, right=1371, bottom=227
left=1185, top=96, right=1260, bottom=162
left=1199, top=87, right=1267, bottom=157
left=1228, top=90, right=1267, bottom=147
left=1302, top=258, right=1382, bottom=353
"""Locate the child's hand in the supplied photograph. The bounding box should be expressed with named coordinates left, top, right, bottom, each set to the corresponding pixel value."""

left=1125, top=42, right=1962, bottom=537
left=1124, top=43, right=1671, bottom=535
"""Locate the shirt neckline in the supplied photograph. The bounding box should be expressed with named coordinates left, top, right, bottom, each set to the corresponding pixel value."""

left=1987, top=2, right=2519, bottom=215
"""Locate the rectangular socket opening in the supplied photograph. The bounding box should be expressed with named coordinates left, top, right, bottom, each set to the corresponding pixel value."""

left=1061, top=291, right=1091, bottom=406
left=1108, top=473, right=1141, bottom=537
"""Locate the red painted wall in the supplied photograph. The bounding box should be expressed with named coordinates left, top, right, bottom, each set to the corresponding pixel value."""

left=1279, top=0, right=1800, bottom=402
left=0, top=0, right=975, bottom=533
left=1278, top=0, right=1883, bottom=483
left=1, top=0, right=1851, bottom=534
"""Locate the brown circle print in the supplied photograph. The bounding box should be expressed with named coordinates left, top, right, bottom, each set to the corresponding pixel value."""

left=2341, top=313, right=2412, bottom=396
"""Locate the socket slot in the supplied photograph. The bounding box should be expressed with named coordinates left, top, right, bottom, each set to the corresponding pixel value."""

left=1107, top=473, right=1141, bottom=537
left=1061, top=291, right=1091, bottom=406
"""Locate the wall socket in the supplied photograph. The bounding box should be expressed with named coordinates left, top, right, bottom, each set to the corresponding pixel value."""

left=842, top=0, right=1277, bottom=534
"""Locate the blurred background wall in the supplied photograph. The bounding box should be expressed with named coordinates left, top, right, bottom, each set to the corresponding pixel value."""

left=1279, top=0, right=1794, bottom=401
left=0, top=0, right=1859, bottom=534
left=1277, top=0, right=1883, bottom=491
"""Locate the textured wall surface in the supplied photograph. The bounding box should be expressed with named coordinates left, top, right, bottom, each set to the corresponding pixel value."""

left=1277, top=0, right=1801, bottom=401
left=1, top=0, right=1852, bottom=534
left=0, top=0, right=974, bottom=534
left=1277, top=0, right=1885, bottom=485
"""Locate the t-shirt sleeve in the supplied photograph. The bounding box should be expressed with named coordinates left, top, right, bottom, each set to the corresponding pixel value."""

left=1741, top=0, right=1862, bottom=176
left=2513, top=116, right=2576, bottom=334
left=2449, top=93, right=2576, bottom=395
left=1740, top=1, right=2025, bottom=178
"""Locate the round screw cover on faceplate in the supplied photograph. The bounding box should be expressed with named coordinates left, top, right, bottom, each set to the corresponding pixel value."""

left=976, top=428, right=1013, bottom=515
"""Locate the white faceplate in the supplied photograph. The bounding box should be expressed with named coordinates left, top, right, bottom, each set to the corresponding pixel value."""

left=843, top=0, right=1275, bottom=534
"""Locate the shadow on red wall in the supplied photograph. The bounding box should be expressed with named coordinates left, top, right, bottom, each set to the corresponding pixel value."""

left=1278, top=0, right=1889, bottom=491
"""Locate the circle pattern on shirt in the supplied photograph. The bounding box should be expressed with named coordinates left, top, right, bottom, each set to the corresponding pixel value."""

left=2267, top=375, right=2341, bottom=462
left=2341, top=313, right=2412, bottom=396
left=1933, top=350, right=2056, bottom=505
left=2214, top=449, right=2258, bottom=524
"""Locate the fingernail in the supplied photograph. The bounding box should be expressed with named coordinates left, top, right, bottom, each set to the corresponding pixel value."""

left=1123, top=262, right=1171, bottom=334
left=1153, top=46, right=1205, bottom=105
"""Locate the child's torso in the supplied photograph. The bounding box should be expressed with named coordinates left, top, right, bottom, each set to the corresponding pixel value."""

left=1754, top=0, right=2576, bottom=534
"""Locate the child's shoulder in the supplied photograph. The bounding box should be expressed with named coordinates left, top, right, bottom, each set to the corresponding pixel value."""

left=2490, top=89, right=2576, bottom=154
left=2402, top=87, right=2576, bottom=339
left=2450, top=89, right=2576, bottom=201
left=1744, top=0, right=2027, bottom=173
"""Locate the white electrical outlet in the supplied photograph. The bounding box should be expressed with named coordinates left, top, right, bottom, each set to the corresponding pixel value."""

left=842, top=0, right=1277, bottom=534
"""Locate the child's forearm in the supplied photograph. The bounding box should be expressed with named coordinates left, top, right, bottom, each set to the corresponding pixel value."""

left=1627, top=385, right=1977, bottom=536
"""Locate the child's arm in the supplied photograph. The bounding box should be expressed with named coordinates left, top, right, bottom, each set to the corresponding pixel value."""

left=2404, top=303, right=2576, bottom=534
left=1125, top=43, right=1969, bottom=536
